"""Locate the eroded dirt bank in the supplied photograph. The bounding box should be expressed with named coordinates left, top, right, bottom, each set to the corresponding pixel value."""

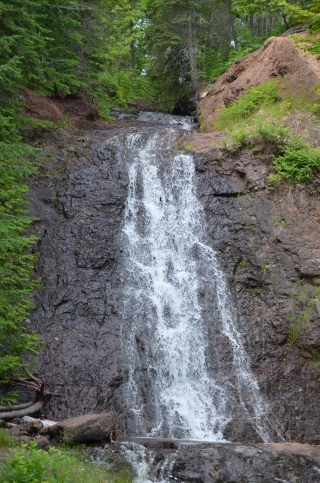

left=199, top=35, right=320, bottom=132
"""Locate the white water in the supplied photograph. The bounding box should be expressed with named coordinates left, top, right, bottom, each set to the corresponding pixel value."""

left=120, top=442, right=176, bottom=483
left=120, top=125, right=273, bottom=442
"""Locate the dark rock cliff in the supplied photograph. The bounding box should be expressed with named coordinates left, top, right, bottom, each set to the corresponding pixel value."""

left=29, top=122, right=320, bottom=443
left=29, top=127, right=129, bottom=419
left=194, top=148, right=320, bottom=443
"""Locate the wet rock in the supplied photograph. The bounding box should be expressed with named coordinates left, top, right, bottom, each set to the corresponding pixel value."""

left=188, top=443, right=320, bottom=482
left=28, top=128, right=129, bottom=421
left=222, top=418, right=263, bottom=443
left=91, top=440, right=320, bottom=483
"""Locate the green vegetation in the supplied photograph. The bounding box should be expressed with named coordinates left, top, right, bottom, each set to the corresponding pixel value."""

left=291, top=33, right=320, bottom=60
left=237, top=257, right=248, bottom=269
left=216, top=79, right=320, bottom=183
left=0, top=429, right=17, bottom=449
left=0, top=0, right=319, bottom=410
left=0, top=143, right=41, bottom=392
left=270, top=137, right=320, bottom=183
left=311, top=349, right=320, bottom=362
left=226, top=121, right=320, bottom=184
left=287, top=284, right=320, bottom=346
left=1, top=0, right=319, bottom=122
left=0, top=443, right=133, bottom=483
left=215, top=80, right=280, bottom=130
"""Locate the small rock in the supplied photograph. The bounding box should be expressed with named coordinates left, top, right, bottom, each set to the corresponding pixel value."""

left=16, top=435, right=32, bottom=444
left=26, top=421, right=43, bottom=436
left=35, top=436, right=51, bottom=450
left=8, top=426, right=20, bottom=437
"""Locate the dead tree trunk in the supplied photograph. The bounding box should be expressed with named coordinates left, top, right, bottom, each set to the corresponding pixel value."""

left=0, top=371, right=59, bottom=420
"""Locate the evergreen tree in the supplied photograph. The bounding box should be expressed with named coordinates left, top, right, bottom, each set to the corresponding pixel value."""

left=0, top=143, right=40, bottom=389
left=144, top=0, right=239, bottom=96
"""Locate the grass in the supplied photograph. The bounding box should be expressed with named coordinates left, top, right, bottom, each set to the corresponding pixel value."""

left=215, top=79, right=280, bottom=131
left=0, top=429, right=17, bottom=450
left=0, top=441, right=133, bottom=483
left=291, top=32, right=320, bottom=60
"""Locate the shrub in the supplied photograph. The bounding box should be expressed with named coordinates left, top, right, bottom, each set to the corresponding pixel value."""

left=0, top=443, right=80, bottom=483
left=271, top=137, right=320, bottom=183
left=223, top=116, right=320, bottom=183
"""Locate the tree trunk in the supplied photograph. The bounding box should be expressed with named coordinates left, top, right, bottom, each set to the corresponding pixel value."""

left=0, top=395, right=50, bottom=420
left=130, top=20, right=135, bottom=69
left=249, top=15, right=254, bottom=39
left=0, top=401, right=35, bottom=412
left=227, top=1, right=238, bottom=50
left=0, top=373, right=58, bottom=420
left=187, top=19, right=198, bottom=94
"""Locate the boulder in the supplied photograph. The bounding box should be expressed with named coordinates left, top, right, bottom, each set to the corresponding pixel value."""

left=223, top=418, right=264, bottom=443
left=45, top=412, right=115, bottom=444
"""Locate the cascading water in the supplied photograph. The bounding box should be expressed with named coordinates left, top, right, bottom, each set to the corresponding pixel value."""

left=114, top=114, right=275, bottom=443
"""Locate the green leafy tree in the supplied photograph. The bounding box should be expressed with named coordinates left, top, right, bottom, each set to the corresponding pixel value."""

left=233, top=0, right=320, bottom=36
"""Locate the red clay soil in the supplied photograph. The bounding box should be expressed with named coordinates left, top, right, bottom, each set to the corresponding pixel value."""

left=199, top=36, right=320, bottom=132
left=22, top=89, right=99, bottom=129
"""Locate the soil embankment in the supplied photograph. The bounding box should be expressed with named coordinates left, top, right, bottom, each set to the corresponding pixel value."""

left=199, top=36, right=320, bottom=132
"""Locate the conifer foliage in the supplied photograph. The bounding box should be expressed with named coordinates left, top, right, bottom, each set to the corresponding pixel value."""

left=0, top=143, right=40, bottom=388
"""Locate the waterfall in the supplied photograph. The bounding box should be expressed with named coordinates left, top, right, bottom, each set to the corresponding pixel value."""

left=117, top=118, right=273, bottom=442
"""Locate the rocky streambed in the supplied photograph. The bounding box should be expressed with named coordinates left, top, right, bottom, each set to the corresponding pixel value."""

left=90, top=438, right=320, bottom=482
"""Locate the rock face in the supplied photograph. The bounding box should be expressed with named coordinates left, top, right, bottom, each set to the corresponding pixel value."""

left=194, top=148, right=320, bottom=444
left=166, top=442, right=320, bottom=482
left=29, top=120, right=320, bottom=445
left=29, top=126, right=130, bottom=420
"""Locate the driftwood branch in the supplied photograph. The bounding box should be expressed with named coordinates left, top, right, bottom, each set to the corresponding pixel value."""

left=0, top=374, right=61, bottom=420
left=0, top=400, right=35, bottom=412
